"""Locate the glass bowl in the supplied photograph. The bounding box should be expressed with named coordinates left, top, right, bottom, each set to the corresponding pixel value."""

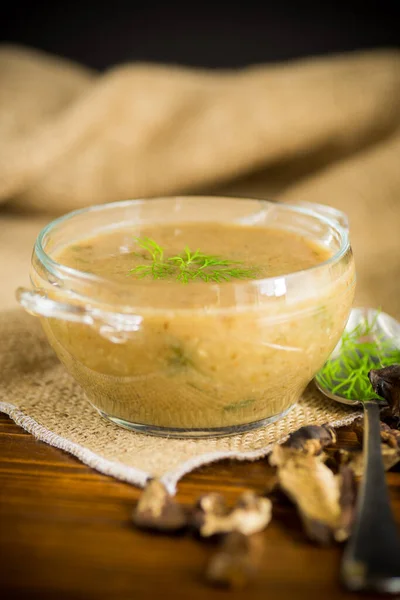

left=17, top=196, right=356, bottom=438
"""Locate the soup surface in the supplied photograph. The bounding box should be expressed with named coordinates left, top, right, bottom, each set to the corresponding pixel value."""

left=41, top=222, right=354, bottom=434
left=57, top=223, right=332, bottom=286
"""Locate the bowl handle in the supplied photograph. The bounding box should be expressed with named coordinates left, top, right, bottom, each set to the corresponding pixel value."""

left=287, top=200, right=349, bottom=232
left=16, top=287, right=143, bottom=342
left=16, top=287, right=95, bottom=324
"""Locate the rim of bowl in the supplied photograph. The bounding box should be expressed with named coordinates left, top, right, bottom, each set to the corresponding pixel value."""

left=34, top=195, right=351, bottom=300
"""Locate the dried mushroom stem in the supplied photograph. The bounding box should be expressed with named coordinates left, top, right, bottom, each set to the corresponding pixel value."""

left=132, top=479, right=188, bottom=533
left=193, top=491, right=272, bottom=537
left=206, top=532, right=265, bottom=589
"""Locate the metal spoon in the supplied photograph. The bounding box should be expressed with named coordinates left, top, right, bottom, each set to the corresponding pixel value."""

left=315, top=307, right=400, bottom=594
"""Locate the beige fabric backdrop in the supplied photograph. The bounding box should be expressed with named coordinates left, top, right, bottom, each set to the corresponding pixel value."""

left=0, top=45, right=399, bottom=316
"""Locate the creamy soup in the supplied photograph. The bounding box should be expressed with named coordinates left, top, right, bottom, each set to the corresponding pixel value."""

left=59, top=223, right=331, bottom=282
left=41, top=222, right=355, bottom=434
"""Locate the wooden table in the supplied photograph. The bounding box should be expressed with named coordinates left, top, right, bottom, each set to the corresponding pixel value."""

left=1, top=413, right=399, bottom=600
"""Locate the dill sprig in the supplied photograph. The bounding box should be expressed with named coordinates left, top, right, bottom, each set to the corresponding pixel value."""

left=128, top=237, right=258, bottom=284
left=316, top=311, right=400, bottom=401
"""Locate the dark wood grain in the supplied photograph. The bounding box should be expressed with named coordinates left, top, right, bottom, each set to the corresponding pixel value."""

left=1, top=413, right=399, bottom=600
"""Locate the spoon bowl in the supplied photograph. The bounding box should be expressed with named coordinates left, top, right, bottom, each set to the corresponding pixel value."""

left=315, top=307, right=400, bottom=406
left=315, top=307, right=400, bottom=594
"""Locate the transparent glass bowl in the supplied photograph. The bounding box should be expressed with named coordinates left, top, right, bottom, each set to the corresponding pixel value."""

left=17, top=196, right=356, bottom=437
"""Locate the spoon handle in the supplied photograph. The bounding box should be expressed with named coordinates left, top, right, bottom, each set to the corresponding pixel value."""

left=341, top=401, right=400, bottom=594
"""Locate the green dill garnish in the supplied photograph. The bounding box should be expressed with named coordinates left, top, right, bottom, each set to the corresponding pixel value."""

left=128, top=237, right=258, bottom=283
left=187, top=381, right=207, bottom=392
left=166, top=344, right=195, bottom=369
left=223, top=398, right=256, bottom=411
left=316, top=311, right=400, bottom=401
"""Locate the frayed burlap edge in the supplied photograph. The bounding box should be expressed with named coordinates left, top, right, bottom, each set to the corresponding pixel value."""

left=0, top=399, right=362, bottom=494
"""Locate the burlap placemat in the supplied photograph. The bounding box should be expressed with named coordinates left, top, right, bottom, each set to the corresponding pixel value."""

left=0, top=310, right=361, bottom=492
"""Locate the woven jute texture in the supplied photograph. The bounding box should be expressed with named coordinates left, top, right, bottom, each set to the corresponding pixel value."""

left=0, top=45, right=399, bottom=488
left=0, top=310, right=361, bottom=492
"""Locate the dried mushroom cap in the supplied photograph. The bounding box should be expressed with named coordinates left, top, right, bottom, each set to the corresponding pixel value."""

left=344, top=446, right=400, bottom=477
left=196, top=493, right=228, bottom=515
left=326, top=427, right=400, bottom=476
left=132, top=479, right=187, bottom=532
left=270, top=444, right=356, bottom=545
left=228, top=492, right=272, bottom=536
left=379, top=422, right=400, bottom=449
left=380, top=445, right=400, bottom=471
left=281, top=424, right=336, bottom=455
left=352, top=420, right=400, bottom=450
left=350, top=415, right=400, bottom=474
left=369, top=364, right=400, bottom=417
left=193, top=491, right=272, bottom=537
left=206, top=531, right=264, bottom=589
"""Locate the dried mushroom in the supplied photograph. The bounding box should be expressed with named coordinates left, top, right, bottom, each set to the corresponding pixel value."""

left=379, top=444, right=400, bottom=471
left=193, top=493, right=229, bottom=524
left=269, top=443, right=356, bottom=545
left=353, top=419, right=400, bottom=448
left=351, top=420, right=365, bottom=446
left=379, top=422, right=400, bottom=449
left=369, top=364, right=400, bottom=418
left=349, top=446, right=399, bottom=477
left=350, top=420, right=400, bottom=473
left=193, top=490, right=272, bottom=537
left=281, top=424, right=336, bottom=455
left=324, top=447, right=351, bottom=473
left=206, top=531, right=264, bottom=589
left=132, top=479, right=188, bottom=533
left=336, top=465, right=358, bottom=542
